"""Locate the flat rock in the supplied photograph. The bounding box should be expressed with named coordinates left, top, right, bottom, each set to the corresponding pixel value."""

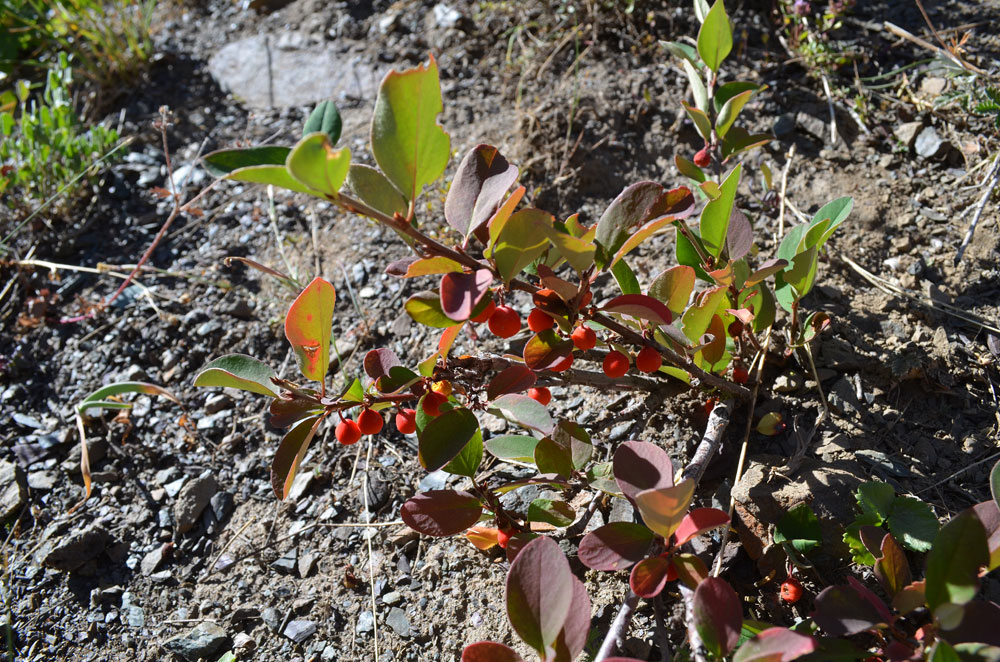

left=356, top=610, right=374, bottom=634
left=893, top=121, right=923, bottom=148
left=140, top=544, right=168, bottom=576
left=207, top=33, right=381, bottom=109
left=162, top=622, right=229, bottom=662
left=173, top=475, right=219, bottom=534
left=386, top=607, right=410, bottom=637
left=283, top=619, right=317, bottom=644
left=40, top=523, right=109, bottom=571
left=0, top=460, right=27, bottom=521
left=915, top=126, right=948, bottom=159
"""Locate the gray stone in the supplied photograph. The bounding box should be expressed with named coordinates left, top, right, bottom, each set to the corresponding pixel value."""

left=208, top=34, right=381, bottom=109
left=261, top=607, right=282, bottom=633
left=125, top=606, right=145, bottom=628
left=298, top=552, right=316, bottom=578
left=356, top=610, right=374, bottom=634
left=382, top=591, right=402, bottom=606
left=0, top=460, right=27, bottom=520
left=418, top=470, right=448, bottom=492
left=915, top=126, right=948, bottom=159
left=40, top=523, right=109, bottom=571
left=173, top=475, right=219, bottom=534
left=271, top=548, right=298, bottom=574
left=773, top=113, right=796, bottom=138
left=162, top=622, right=229, bottom=662
left=210, top=491, right=234, bottom=523
left=283, top=619, right=317, bottom=644
left=140, top=545, right=167, bottom=576
left=893, top=121, right=923, bottom=148
left=386, top=608, right=410, bottom=637
left=164, top=476, right=187, bottom=498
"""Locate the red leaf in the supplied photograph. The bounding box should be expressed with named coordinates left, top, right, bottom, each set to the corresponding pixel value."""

left=553, top=577, right=591, bottom=661
left=400, top=490, right=483, bottom=536
left=506, top=536, right=574, bottom=656
left=487, top=365, right=537, bottom=401
left=630, top=556, right=673, bottom=598
left=673, top=508, right=730, bottom=547
left=579, top=523, right=656, bottom=571
left=461, top=642, right=524, bottom=662
left=613, top=440, right=674, bottom=502
left=601, top=294, right=673, bottom=326
left=732, top=628, right=817, bottom=662
left=285, top=277, right=336, bottom=383
left=693, top=577, right=743, bottom=657
left=523, top=329, right=574, bottom=372
left=440, top=269, right=493, bottom=321
left=445, top=144, right=519, bottom=239
left=363, top=348, right=400, bottom=380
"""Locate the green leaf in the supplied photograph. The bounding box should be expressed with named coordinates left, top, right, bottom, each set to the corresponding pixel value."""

left=286, top=132, right=351, bottom=197
left=494, top=208, right=552, bottom=283
left=856, top=481, right=895, bottom=522
left=77, top=381, right=179, bottom=416
left=683, top=101, right=713, bottom=142
left=418, top=407, right=481, bottom=472
left=534, top=437, right=575, bottom=478
left=193, top=354, right=279, bottom=397
left=843, top=512, right=881, bottom=565
left=697, top=0, right=733, bottom=73
left=925, top=510, right=989, bottom=611
left=523, top=329, right=574, bottom=372
left=528, top=499, right=575, bottom=527
left=774, top=503, right=822, bottom=554
left=217, top=163, right=324, bottom=196
left=303, top=100, right=342, bottom=144
left=700, top=164, right=741, bottom=258
left=284, top=277, right=336, bottom=383
left=371, top=55, right=450, bottom=202
left=486, top=435, right=540, bottom=462
left=929, top=641, right=961, bottom=662
left=887, top=497, right=938, bottom=552
left=443, top=427, right=483, bottom=478
left=649, top=265, right=696, bottom=316
left=803, top=197, right=853, bottom=250
left=202, top=146, right=291, bottom=178
left=541, top=224, right=596, bottom=274
left=345, top=164, right=408, bottom=218
left=492, top=394, right=555, bottom=436
left=682, top=285, right=728, bottom=343
left=683, top=58, right=709, bottom=112
left=716, top=89, right=755, bottom=138
left=404, top=291, right=461, bottom=328
left=611, top=258, right=641, bottom=295
left=270, top=415, right=323, bottom=499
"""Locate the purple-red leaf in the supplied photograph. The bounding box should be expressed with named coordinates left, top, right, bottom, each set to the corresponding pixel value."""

left=874, top=533, right=912, bottom=597
left=553, top=577, right=591, bottom=661
left=285, top=277, right=336, bottom=383
left=400, top=490, right=483, bottom=536
left=939, top=600, right=1000, bottom=646
left=630, top=556, right=673, bottom=598
left=461, top=642, right=524, bottom=662
left=271, top=415, right=323, bottom=499
left=579, top=523, right=656, bottom=571
left=363, top=348, right=401, bottom=380
left=811, top=580, right=891, bottom=636
left=693, top=577, right=743, bottom=657
left=487, top=365, right=537, bottom=401
left=506, top=536, right=574, bottom=657
left=595, top=182, right=695, bottom=268
left=732, top=628, right=817, bottom=662
left=446, top=144, right=519, bottom=239
left=269, top=393, right=322, bottom=429
left=613, top=440, right=675, bottom=502
left=601, top=294, right=673, bottom=326
left=440, top=269, right=493, bottom=321
left=523, top=329, right=574, bottom=372
left=971, top=500, right=1000, bottom=571
left=726, top=208, right=752, bottom=259
left=674, top=508, right=731, bottom=547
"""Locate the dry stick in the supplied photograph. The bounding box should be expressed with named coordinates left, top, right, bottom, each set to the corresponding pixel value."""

left=954, top=152, right=1000, bottom=265
left=594, top=402, right=733, bottom=662
left=778, top=144, right=796, bottom=240
left=882, top=21, right=986, bottom=75
left=819, top=73, right=839, bottom=145
left=363, top=438, right=380, bottom=662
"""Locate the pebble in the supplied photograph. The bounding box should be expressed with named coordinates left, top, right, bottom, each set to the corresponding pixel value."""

left=356, top=610, right=374, bottom=634
left=164, top=477, right=187, bottom=498
left=39, top=523, right=109, bottom=571
left=173, top=475, right=219, bottom=534
left=386, top=608, right=410, bottom=637
left=262, top=607, right=282, bottom=633
left=210, top=491, right=234, bottom=522
left=125, top=606, right=145, bottom=628
left=271, top=548, right=298, bottom=574
left=0, top=460, right=27, bottom=520
left=140, top=544, right=169, bottom=576
left=283, top=620, right=317, bottom=644
left=915, top=126, right=948, bottom=159
left=162, top=622, right=229, bottom=662
left=893, top=121, right=922, bottom=148
left=382, top=591, right=402, bottom=606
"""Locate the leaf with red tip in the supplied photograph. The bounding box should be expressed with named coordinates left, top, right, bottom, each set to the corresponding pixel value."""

left=363, top=348, right=400, bottom=380
left=610, top=216, right=678, bottom=268
left=613, top=441, right=675, bottom=502
left=285, top=277, right=336, bottom=383
left=732, top=628, right=817, bottom=662
left=874, top=533, right=912, bottom=597
left=446, top=144, right=519, bottom=239
left=673, top=552, right=709, bottom=590
left=461, top=642, right=523, bottom=662
left=601, top=294, right=673, bottom=326
left=400, top=490, right=483, bottom=536
left=271, top=415, right=323, bottom=499
left=440, top=269, right=493, bottom=321
left=635, top=480, right=695, bottom=539
left=649, top=266, right=696, bottom=315
left=693, top=577, right=743, bottom=657
left=506, top=536, right=574, bottom=657
left=595, top=182, right=695, bottom=269
left=487, top=365, right=537, bottom=401
left=579, top=523, right=656, bottom=571
left=531, top=288, right=570, bottom=316
left=523, top=329, right=574, bottom=372
left=630, top=556, right=673, bottom=598
left=674, top=508, right=730, bottom=547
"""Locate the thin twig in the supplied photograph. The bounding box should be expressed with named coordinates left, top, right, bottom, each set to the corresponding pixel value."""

left=594, top=590, right=640, bottom=662
left=819, top=73, right=839, bottom=145
left=882, top=21, right=986, bottom=75
left=363, top=438, right=380, bottom=662
left=680, top=584, right=709, bottom=662
left=955, top=152, right=1000, bottom=265
left=778, top=144, right=796, bottom=240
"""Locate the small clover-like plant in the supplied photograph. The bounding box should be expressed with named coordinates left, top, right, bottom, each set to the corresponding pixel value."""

left=844, top=481, right=940, bottom=565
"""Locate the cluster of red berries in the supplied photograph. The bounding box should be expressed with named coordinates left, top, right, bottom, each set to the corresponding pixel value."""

left=602, top=345, right=662, bottom=378
left=335, top=407, right=384, bottom=445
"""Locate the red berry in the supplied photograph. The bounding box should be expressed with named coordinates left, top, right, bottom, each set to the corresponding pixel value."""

left=357, top=408, right=384, bottom=435
left=703, top=397, right=717, bottom=416
left=603, top=351, right=629, bottom=378
left=527, top=308, right=554, bottom=332
left=422, top=391, right=447, bottom=417
left=728, top=320, right=744, bottom=338
left=780, top=577, right=803, bottom=603
left=528, top=387, right=551, bottom=406
left=395, top=408, right=417, bottom=435
left=470, top=299, right=496, bottom=324
left=549, top=354, right=574, bottom=372
left=497, top=528, right=515, bottom=549
left=580, top=290, right=593, bottom=307
left=635, top=346, right=662, bottom=374
left=488, top=305, right=521, bottom=338
left=571, top=325, right=596, bottom=350
left=694, top=146, right=712, bottom=167
left=335, top=419, right=362, bottom=446
left=732, top=366, right=749, bottom=384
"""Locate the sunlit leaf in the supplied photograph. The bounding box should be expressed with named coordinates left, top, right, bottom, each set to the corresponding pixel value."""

left=579, top=523, right=656, bottom=571
left=303, top=99, right=342, bottom=144
left=674, top=508, right=730, bottom=547
left=595, top=182, right=694, bottom=269
left=345, top=164, right=407, bottom=218
left=401, top=490, right=483, bottom=536
left=634, top=479, right=695, bottom=539
left=649, top=265, right=696, bottom=315
left=614, top=441, right=675, bottom=502
left=461, top=641, right=524, bottom=662
left=465, top=526, right=501, bottom=551
left=271, top=415, right=323, bottom=499
left=203, top=145, right=291, bottom=178
left=194, top=354, right=279, bottom=397
left=440, top=269, right=492, bottom=321
left=874, top=533, right=912, bottom=597
left=444, top=427, right=483, bottom=478
left=492, top=394, right=555, bottom=435
left=363, top=348, right=400, bottom=380
left=630, top=556, right=673, bottom=598
left=485, top=435, right=539, bottom=462
left=286, top=132, right=351, bottom=197
left=494, top=208, right=552, bottom=283
left=527, top=499, right=575, bottom=527
left=697, top=0, right=733, bottom=72
left=773, top=503, right=822, bottom=554
left=700, top=164, right=741, bottom=258
left=506, top=536, right=573, bottom=657
left=732, top=628, right=817, bottom=662
left=405, top=291, right=461, bottom=328
left=601, top=294, right=673, bottom=326
left=523, top=329, right=574, bottom=372
left=682, top=286, right=728, bottom=343
left=285, top=277, right=336, bottom=383
left=418, top=408, right=481, bottom=472
left=446, top=144, right=518, bottom=239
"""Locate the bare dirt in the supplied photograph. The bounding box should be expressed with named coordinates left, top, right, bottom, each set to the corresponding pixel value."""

left=2, top=1, right=1000, bottom=661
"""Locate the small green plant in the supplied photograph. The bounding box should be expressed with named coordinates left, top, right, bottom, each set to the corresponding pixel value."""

left=0, top=53, right=121, bottom=219
left=844, top=481, right=940, bottom=565
left=776, top=0, right=856, bottom=72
